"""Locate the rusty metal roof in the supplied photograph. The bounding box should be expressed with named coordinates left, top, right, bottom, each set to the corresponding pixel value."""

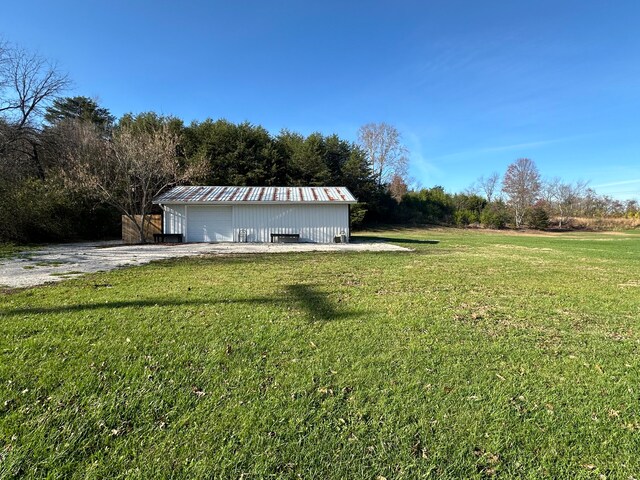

left=153, top=186, right=357, bottom=204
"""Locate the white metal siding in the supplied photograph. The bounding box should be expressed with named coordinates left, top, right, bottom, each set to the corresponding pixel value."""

left=233, top=204, right=348, bottom=243
left=186, top=206, right=233, bottom=242
left=163, top=205, right=186, bottom=235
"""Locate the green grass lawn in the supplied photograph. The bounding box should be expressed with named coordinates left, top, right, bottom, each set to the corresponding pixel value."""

left=1, top=228, right=639, bottom=478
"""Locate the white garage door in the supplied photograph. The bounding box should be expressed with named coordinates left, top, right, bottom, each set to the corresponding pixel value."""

left=186, top=206, right=233, bottom=242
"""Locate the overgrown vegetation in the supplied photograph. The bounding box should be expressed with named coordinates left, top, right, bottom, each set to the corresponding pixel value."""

left=1, top=228, right=639, bottom=477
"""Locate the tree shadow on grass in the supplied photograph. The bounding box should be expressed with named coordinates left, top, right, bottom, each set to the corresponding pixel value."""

left=2, top=284, right=361, bottom=322
left=285, top=284, right=358, bottom=322
left=353, top=235, right=440, bottom=245
left=0, top=298, right=273, bottom=317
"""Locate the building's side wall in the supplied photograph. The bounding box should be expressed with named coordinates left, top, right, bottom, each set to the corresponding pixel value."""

left=162, top=204, right=186, bottom=235
left=233, top=204, right=349, bottom=243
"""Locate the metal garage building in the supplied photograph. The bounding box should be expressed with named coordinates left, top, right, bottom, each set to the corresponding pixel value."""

left=152, top=186, right=357, bottom=243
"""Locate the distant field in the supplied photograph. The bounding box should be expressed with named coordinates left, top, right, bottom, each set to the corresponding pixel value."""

left=1, top=228, right=639, bottom=478
left=561, top=216, right=640, bottom=230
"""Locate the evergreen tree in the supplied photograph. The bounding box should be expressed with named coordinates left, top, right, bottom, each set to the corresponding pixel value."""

left=44, top=96, right=115, bottom=131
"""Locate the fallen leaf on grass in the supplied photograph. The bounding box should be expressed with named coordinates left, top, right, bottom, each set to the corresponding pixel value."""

left=192, top=387, right=206, bottom=397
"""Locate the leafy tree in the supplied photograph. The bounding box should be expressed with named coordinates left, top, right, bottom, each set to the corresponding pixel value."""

left=452, top=193, right=486, bottom=225
left=525, top=203, right=550, bottom=229
left=184, top=119, right=283, bottom=186
left=400, top=186, right=455, bottom=224
left=276, top=130, right=331, bottom=186
left=453, top=193, right=486, bottom=217
left=322, top=134, right=351, bottom=183
left=44, top=96, right=114, bottom=131
left=480, top=201, right=510, bottom=229
left=119, top=111, right=184, bottom=136
left=349, top=203, right=368, bottom=228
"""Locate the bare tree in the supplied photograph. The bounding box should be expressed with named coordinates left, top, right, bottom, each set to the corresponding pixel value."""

left=388, top=174, right=408, bottom=202
left=64, top=119, right=205, bottom=243
left=478, top=172, right=501, bottom=202
left=543, top=178, right=589, bottom=227
left=463, top=181, right=479, bottom=197
left=357, top=122, right=408, bottom=187
left=502, top=158, right=541, bottom=228
left=0, top=43, right=69, bottom=177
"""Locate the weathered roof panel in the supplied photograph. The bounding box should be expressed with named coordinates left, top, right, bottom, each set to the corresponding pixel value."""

left=153, top=186, right=357, bottom=204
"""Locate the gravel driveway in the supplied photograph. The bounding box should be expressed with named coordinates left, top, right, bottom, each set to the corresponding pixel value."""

left=0, top=241, right=410, bottom=289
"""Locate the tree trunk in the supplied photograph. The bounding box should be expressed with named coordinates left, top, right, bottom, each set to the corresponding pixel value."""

left=126, top=214, right=147, bottom=244
left=137, top=214, right=148, bottom=243
left=31, top=142, right=46, bottom=180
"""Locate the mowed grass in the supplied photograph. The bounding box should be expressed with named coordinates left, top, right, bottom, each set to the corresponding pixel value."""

left=1, top=228, right=639, bottom=479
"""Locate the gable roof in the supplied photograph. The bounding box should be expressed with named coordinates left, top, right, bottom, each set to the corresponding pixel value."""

left=153, top=186, right=357, bottom=204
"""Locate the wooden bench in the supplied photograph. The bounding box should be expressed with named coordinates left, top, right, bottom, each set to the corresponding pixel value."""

left=153, top=233, right=184, bottom=243
left=270, top=233, right=300, bottom=243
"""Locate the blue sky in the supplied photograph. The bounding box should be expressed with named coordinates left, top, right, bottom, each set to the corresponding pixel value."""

left=2, top=0, right=639, bottom=200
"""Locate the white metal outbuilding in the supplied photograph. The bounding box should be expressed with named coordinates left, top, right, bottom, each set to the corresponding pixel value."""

left=153, top=186, right=357, bottom=243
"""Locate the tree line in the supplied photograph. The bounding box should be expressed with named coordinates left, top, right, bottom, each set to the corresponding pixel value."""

left=390, top=158, right=639, bottom=230
left=1, top=41, right=637, bottom=243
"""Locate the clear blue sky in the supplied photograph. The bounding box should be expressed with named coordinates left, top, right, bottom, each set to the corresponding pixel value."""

left=2, top=0, right=639, bottom=200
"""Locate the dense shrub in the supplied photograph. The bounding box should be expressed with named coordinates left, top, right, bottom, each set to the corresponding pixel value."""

left=0, top=176, right=120, bottom=243
left=349, top=203, right=368, bottom=228
left=525, top=205, right=550, bottom=229
left=480, top=202, right=510, bottom=229
left=398, top=187, right=455, bottom=224
left=454, top=209, right=479, bottom=226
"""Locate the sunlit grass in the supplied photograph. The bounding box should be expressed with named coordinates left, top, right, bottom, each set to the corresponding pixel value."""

left=1, top=228, right=639, bottom=478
